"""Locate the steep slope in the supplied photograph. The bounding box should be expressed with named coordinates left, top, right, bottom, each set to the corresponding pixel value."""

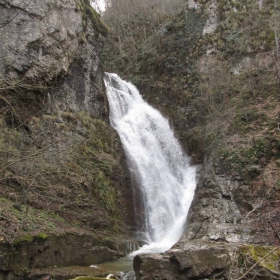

left=0, top=0, right=136, bottom=278
left=183, top=0, right=280, bottom=246
left=102, top=0, right=280, bottom=278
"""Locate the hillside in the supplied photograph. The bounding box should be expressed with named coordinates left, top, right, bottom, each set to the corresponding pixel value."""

left=102, top=0, right=280, bottom=279
left=0, top=1, right=137, bottom=278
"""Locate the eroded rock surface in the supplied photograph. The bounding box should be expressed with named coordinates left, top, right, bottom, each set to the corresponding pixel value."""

left=0, top=0, right=80, bottom=80
left=129, top=0, right=280, bottom=278
left=184, top=160, right=256, bottom=243
left=0, top=0, right=106, bottom=116
left=133, top=241, right=231, bottom=280
left=1, top=234, right=117, bottom=271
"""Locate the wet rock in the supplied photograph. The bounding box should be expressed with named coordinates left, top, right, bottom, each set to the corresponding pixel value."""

left=183, top=159, right=266, bottom=244
left=89, top=247, right=117, bottom=264
left=0, top=233, right=138, bottom=279
left=133, top=241, right=231, bottom=280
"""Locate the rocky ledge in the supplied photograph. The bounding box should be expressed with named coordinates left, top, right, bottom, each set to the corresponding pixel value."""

left=133, top=240, right=280, bottom=280
left=0, top=232, right=138, bottom=280
left=133, top=241, right=231, bottom=280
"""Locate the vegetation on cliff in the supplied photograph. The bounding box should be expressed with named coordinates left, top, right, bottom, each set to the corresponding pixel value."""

left=100, top=0, right=280, bottom=278
left=0, top=108, right=126, bottom=242
left=0, top=0, right=132, bottom=247
left=102, top=0, right=280, bottom=273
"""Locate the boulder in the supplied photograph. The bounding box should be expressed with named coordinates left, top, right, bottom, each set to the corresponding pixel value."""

left=133, top=241, right=231, bottom=280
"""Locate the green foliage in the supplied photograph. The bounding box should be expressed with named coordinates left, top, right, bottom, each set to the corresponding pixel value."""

left=219, top=137, right=272, bottom=180
left=102, top=0, right=197, bottom=77
left=102, top=5, right=206, bottom=160
left=103, top=0, right=280, bottom=170
left=0, top=197, right=70, bottom=243
left=79, top=0, right=108, bottom=36
left=196, top=0, right=279, bottom=56
left=71, top=112, right=120, bottom=215
left=0, top=105, right=125, bottom=241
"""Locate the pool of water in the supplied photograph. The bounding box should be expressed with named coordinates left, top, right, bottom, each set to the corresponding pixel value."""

left=49, top=256, right=135, bottom=279
left=93, top=256, right=135, bottom=279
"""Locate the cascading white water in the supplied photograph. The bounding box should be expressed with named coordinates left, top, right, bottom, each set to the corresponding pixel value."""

left=104, top=73, right=197, bottom=255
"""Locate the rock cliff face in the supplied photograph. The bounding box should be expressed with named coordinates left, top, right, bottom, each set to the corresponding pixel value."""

left=183, top=0, right=280, bottom=246
left=0, top=0, right=136, bottom=278
left=0, top=0, right=106, bottom=116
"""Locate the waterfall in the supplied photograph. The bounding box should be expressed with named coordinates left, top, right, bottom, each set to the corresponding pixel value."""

left=104, top=73, right=197, bottom=254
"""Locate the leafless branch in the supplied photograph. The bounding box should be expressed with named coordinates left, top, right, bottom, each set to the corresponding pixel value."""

left=236, top=245, right=280, bottom=280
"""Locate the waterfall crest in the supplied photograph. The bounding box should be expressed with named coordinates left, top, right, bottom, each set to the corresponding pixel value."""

left=104, top=73, right=197, bottom=254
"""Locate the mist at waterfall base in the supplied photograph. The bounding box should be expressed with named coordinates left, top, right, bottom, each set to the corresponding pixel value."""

left=104, top=73, right=197, bottom=256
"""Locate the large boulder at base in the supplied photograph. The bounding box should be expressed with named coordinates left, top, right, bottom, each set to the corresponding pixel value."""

left=133, top=241, right=231, bottom=280
left=133, top=241, right=280, bottom=280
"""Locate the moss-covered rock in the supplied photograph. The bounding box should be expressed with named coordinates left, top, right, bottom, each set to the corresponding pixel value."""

left=239, top=245, right=280, bottom=275
left=79, top=0, right=108, bottom=36
left=13, top=234, right=34, bottom=245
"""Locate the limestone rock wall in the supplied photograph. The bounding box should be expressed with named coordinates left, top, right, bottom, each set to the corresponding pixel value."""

left=0, top=0, right=106, bottom=116
left=1, top=0, right=82, bottom=80
left=0, top=0, right=136, bottom=277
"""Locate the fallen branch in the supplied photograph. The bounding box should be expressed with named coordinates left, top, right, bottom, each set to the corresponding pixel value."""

left=242, top=201, right=263, bottom=223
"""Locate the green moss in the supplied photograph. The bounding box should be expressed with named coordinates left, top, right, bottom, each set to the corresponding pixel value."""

left=80, top=0, right=108, bottom=36
left=87, top=6, right=108, bottom=36
left=36, top=233, right=48, bottom=240
left=0, top=197, right=73, bottom=243
left=13, top=234, right=34, bottom=245
left=218, top=126, right=274, bottom=179
left=13, top=233, right=48, bottom=245
left=240, top=245, right=280, bottom=272
left=68, top=111, right=123, bottom=230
